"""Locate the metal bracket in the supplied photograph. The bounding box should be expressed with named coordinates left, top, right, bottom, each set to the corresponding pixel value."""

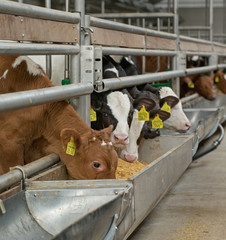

left=10, top=165, right=27, bottom=190
left=177, top=51, right=187, bottom=71
left=81, top=45, right=94, bottom=85
left=209, top=53, right=218, bottom=67
left=81, top=27, right=94, bottom=36
left=94, top=46, right=103, bottom=91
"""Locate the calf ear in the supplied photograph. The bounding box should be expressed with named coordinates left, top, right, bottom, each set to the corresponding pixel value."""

left=157, top=110, right=171, bottom=121
left=160, top=96, right=179, bottom=109
left=60, top=128, right=80, bottom=151
left=134, top=97, right=156, bottom=112
left=102, top=125, right=113, bottom=136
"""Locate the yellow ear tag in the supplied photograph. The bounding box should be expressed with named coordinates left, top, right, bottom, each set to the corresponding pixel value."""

left=138, top=105, right=149, bottom=121
left=66, top=137, right=76, bottom=156
left=187, top=80, right=195, bottom=88
left=152, top=114, right=163, bottom=129
left=215, top=76, right=220, bottom=83
left=161, top=102, right=171, bottom=114
left=90, top=106, right=97, bottom=122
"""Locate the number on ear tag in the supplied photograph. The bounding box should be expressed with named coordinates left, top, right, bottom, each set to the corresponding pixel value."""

left=138, top=105, right=149, bottom=121
left=152, top=114, right=163, bottom=129
left=161, top=102, right=171, bottom=113
left=187, top=80, right=195, bottom=88
left=66, top=138, right=76, bottom=156
left=215, top=76, right=220, bottom=83
left=90, top=106, right=97, bottom=122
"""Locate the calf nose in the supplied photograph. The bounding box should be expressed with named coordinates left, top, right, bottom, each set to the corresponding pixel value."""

left=123, top=154, right=137, bottom=163
left=113, top=134, right=129, bottom=144
left=209, top=95, right=216, bottom=101
left=185, top=122, right=191, bottom=129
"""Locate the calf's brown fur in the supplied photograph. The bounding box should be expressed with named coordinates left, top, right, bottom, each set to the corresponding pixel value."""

left=0, top=56, right=118, bottom=179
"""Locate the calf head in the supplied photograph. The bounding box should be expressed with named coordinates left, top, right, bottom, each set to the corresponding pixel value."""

left=213, top=70, right=226, bottom=94
left=91, top=91, right=131, bottom=148
left=159, top=87, right=191, bottom=132
left=194, top=76, right=215, bottom=100
left=60, top=125, right=118, bottom=180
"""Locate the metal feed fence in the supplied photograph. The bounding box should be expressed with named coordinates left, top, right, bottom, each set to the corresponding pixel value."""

left=0, top=0, right=226, bottom=189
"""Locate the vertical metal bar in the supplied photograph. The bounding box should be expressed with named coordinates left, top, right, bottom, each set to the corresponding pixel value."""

left=157, top=18, right=160, bottom=31
left=65, top=0, right=69, bottom=12
left=64, top=0, right=70, bottom=80
left=173, top=0, right=180, bottom=96
left=142, top=18, right=145, bottom=28
left=45, top=0, right=52, bottom=79
left=101, top=0, right=105, bottom=14
left=74, top=0, right=91, bottom=125
left=128, top=18, right=131, bottom=25
left=209, top=0, right=213, bottom=42
left=18, top=0, right=23, bottom=3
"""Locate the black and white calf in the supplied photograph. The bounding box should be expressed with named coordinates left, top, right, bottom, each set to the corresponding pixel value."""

left=91, top=90, right=132, bottom=148
left=120, top=86, right=191, bottom=163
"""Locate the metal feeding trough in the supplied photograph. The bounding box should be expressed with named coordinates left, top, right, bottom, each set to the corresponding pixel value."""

left=1, top=94, right=226, bottom=240
left=0, top=135, right=193, bottom=240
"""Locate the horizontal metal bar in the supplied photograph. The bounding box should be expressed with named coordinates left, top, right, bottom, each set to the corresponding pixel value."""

left=101, top=65, right=219, bottom=91
left=181, top=93, right=199, bottom=104
left=0, top=83, right=93, bottom=114
left=90, top=16, right=177, bottom=40
left=186, top=51, right=213, bottom=56
left=180, top=35, right=213, bottom=45
left=102, top=47, right=177, bottom=56
left=214, top=42, right=226, bottom=48
left=186, top=65, right=217, bottom=75
left=0, top=42, right=80, bottom=55
left=0, top=154, right=60, bottom=191
left=102, top=70, right=185, bottom=91
left=218, top=64, right=226, bottom=69
left=91, top=12, right=175, bottom=19
left=0, top=0, right=80, bottom=23
left=179, top=26, right=211, bottom=30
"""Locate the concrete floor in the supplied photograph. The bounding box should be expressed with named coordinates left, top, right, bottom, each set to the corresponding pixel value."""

left=128, top=124, right=226, bottom=240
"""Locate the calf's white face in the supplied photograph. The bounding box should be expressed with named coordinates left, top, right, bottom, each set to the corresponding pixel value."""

left=107, top=92, right=130, bottom=148
left=120, top=110, right=145, bottom=163
left=159, top=87, right=191, bottom=132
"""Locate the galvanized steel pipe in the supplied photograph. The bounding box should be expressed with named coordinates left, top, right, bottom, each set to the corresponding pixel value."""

left=0, top=83, right=93, bottom=113
left=0, top=42, right=80, bottom=55
left=90, top=17, right=177, bottom=39
left=0, top=154, right=60, bottom=191
left=102, top=47, right=177, bottom=56
left=91, top=12, right=175, bottom=19
left=0, top=0, right=80, bottom=23
left=102, top=70, right=185, bottom=91
left=101, top=65, right=220, bottom=92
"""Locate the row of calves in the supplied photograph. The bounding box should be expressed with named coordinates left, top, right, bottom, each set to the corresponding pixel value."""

left=0, top=55, right=225, bottom=185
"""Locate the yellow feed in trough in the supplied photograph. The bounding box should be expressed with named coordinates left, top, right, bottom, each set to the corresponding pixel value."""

left=116, top=158, right=147, bottom=179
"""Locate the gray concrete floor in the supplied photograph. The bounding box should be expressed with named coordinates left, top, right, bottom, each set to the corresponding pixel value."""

left=128, top=124, right=226, bottom=240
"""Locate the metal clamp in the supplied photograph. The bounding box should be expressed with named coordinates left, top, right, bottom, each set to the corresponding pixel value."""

left=10, top=165, right=27, bottom=190
left=81, top=27, right=94, bottom=36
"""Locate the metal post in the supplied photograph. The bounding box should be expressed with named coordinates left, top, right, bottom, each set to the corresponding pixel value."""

left=209, top=0, right=213, bottom=42
left=101, top=0, right=105, bottom=14
left=173, top=0, right=180, bottom=96
left=65, top=0, right=70, bottom=80
left=45, top=0, right=52, bottom=79
left=74, top=0, right=91, bottom=125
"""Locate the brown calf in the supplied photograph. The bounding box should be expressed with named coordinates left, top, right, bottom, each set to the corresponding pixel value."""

left=0, top=56, right=118, bottom=179
left=213, top=69, right=226, bottom=94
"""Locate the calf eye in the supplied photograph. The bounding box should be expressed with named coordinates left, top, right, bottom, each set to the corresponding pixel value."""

left=103, top=112, right=108, bottom=117
left=93, top=162, right=101, bottom=168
